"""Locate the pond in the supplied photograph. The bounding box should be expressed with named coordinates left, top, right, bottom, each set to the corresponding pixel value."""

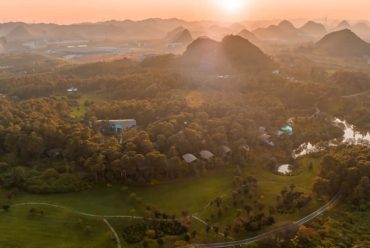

left=277, top=164, right=292, bottom=174
left=334, top=118, right=370, bottom=144
left=293, top=118, right=370, bottom=158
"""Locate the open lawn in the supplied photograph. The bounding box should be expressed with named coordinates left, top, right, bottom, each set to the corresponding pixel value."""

left=197, top=157, right=323, bottom=228
left=0, top=158, right=323, bottom=247
left=70, top=94, right=106, bottom=117
left=4, top=169, right=234, bottom=216
left=0, top=206, right=115, bottom=248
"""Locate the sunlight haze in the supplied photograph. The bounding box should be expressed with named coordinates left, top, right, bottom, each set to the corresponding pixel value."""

left=1, top=0, right=370, bottom=23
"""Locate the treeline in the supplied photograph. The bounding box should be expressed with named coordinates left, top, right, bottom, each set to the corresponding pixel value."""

left=313, top=146, right=370, bottom=210
left=0, top=56, right=346, bottom=194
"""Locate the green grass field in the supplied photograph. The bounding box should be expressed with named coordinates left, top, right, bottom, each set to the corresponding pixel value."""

left=0, top=206, right=115, bottom=248
left=196, top=157, right=323, bottom=228
left=0, top=157, right=323, bottom=247
left=5, top=169, right=234, bottom=216
left=70, top=94, right=106, bottom=117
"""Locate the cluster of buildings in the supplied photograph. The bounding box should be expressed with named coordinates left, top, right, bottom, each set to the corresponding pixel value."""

left=67, top=87, right=79, bottom=93
left=182, top=148, right=224, bottom=164
left=259, top=124, right=294, bottom=147
left=181, top=144, right=250, bottom=164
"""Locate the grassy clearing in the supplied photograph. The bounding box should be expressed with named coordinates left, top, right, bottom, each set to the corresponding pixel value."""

left=0, top=158, right=323, bottom=247
left=5, top=169, right=234, bottom=216
left=197, top=157, right=323, bottom=228
left=70, top=94, right=106, bottom=117
left=0, top=206, right=115, bottom=248
left=250, top=157, right=321, bottom=206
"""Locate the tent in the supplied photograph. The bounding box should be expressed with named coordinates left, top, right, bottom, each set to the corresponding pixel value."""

left=182, top=154, right=198, bottom=163
left=199, top=150, right=214, bottom=160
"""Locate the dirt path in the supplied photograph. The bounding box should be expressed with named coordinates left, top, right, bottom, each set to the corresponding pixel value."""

left=103, top=218, right=122, bottom=248
left=341, top=89, right=370, bottom=98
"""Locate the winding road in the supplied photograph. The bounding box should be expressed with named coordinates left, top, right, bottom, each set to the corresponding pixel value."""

left=10, top=193, right=341, bottom=248
left=341, top=89, right=370, bottom=99
left=194, top=193, right=341, bottom=248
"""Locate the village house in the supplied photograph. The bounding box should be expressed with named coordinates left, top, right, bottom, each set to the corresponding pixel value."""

left=199, top=150, right=214, bottom=160
left=95, top=119, right=137, bottom=133
left=67, top=87, right=78, bottom=93
left=182, top=153, right=198, bottom=163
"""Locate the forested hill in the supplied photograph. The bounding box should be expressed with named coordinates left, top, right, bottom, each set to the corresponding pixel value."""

left=315, top=29, right=370, bottom=57
left=182, top=35, right=274, bottom=73
left=0, top=43, right=335, bottom=194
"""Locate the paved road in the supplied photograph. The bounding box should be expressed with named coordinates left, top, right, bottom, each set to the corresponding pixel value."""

left=294, top=193, right=341, bottom=226
left=341, top=90, right=370, bottom=99
left=194, top=194, right=341, bottom=248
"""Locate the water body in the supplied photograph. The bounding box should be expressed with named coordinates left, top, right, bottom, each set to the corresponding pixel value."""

left=277, top=164, right=292, bottom=174
left=293, top=118, right=370, bottom=158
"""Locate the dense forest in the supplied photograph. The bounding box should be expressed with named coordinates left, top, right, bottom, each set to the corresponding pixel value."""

left=0, top=39, right=369, bottom=247
left=0, top=54, right=348, bottom=194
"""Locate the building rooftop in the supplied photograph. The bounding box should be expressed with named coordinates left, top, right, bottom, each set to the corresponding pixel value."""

left=182, top=154, right=198, bottom=163
left=222, top=145, right=232, bottom=154
left=281, top=125, right=293, bottom=135
left=199, top=150, right=214, bottom=160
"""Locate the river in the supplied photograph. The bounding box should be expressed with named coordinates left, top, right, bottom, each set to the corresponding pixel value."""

left=293, top=118, right=370, bottom=159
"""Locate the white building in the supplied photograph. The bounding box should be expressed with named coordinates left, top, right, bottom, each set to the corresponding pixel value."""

left=182, top=154, right=198, bottom=163
left=199, top=150, right=214, bottom=160
left=67, top=87, right=78, bottom=93
left=95, top=119, right=137, bottom=133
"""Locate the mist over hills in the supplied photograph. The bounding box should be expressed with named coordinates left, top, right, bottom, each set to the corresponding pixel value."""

left=315, top=29, right=370, bottom=57
left=335, top=20, right=351, bottom=31
left=0, top=18, right=370, bottom=64
left=300, top=21, right=327, bottom=38
left=165, top=27, right=193, bottom=45
left=252, top=20, right=329, bottom=43
left=5, top=25, right=34, bottom=43
left=181, top=35, right=273, bottom=73
left=238, top=29, right=260, bottom=45
left=0, top=18, right=365, bottom=45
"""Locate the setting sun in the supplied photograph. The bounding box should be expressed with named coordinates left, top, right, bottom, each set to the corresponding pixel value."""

left=215, top=0, right=247, bottom=14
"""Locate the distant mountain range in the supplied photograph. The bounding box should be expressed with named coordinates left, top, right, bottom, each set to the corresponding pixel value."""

left=0, top=18, right=370, bottom=54
left=252, top=20, right=327, bottom=43
left=314, top=29, right=370, bottom=57
left=237, top=29, right=260, bottom=45
left=300, top=21, right=327, bottom=38
left=165, top=27, right=193, bottom=45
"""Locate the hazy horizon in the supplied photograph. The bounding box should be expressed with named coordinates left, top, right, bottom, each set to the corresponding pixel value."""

left=1, top=0, right=370, bottom=24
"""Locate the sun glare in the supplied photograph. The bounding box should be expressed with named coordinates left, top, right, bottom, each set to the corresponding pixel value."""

left=215, top=0, right=247, bottom=14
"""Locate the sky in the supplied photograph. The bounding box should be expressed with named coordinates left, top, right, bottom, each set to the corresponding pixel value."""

left=1, top=0, right=370, bottom=24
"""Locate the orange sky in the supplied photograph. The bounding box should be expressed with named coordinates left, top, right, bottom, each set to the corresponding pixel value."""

left=1, top=0, right=370, bottom=24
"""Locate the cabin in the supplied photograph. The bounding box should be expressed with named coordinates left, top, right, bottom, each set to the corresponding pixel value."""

left=199, top=150, right=214, bottom=160
left=259, top=133, right=275, bottom=146
left=281, top=125, right=293, bottom=135
left=46, top=148, right=63, bottom=159
left=239, top=145, right=250, bottom=153
left=259, top=126, right=266, bottom=134
left=95, top=119, right=137, bottom=133
left=222, top=145, right=231, bottom=154
left=67, top=87, right=78, bottom=93
left=182, top=154, right=198, bottom=163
